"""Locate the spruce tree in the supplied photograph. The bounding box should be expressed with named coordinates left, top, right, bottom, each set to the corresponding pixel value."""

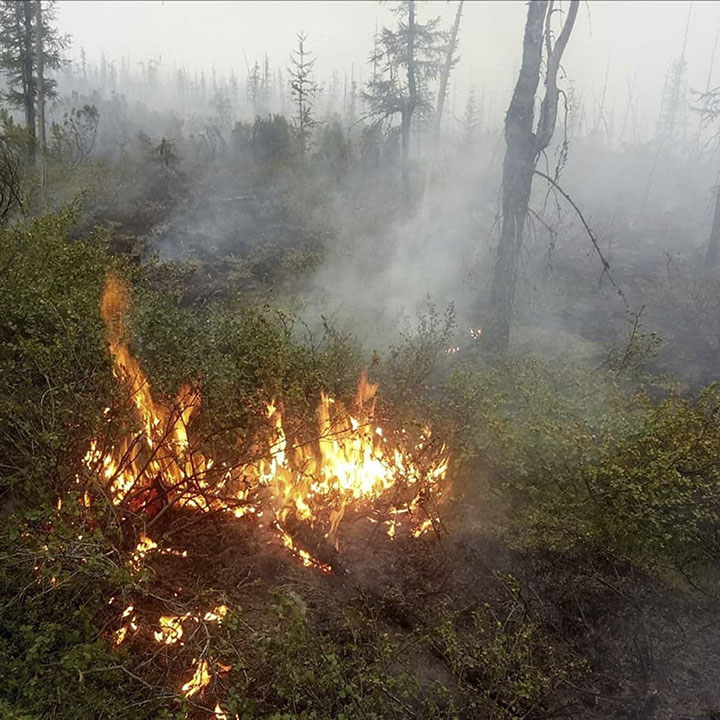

left=288, top=31, right=318, bottom=159
left=0, top=0, right=67, bottom=165
left=363, top=0, right=445, bottom=204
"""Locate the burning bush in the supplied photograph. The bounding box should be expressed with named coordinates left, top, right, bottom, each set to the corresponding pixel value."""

left=89, top=270, right=449, bottom=567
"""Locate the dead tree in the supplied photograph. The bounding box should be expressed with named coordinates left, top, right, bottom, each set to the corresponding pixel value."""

left=692, top=87, right=720, bottom=267
left=483, top=0, right=579, bottom=353
left=425, top=0, right=463, bottom=196
left=708, top=181, right=720, bottom=266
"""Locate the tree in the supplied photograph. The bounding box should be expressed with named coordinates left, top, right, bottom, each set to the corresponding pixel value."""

left=425, top=0, right=463, bottom=194
left=483, top=0, right=579, bottom=353
left=288, top=31, right=318, bottom=159
left=247, top=60, right=261, bottom=116
left=50, top=104, right=99, bottom=166
left=461, top=85, right=481, bottom=151
left=693, top=87, right=720, bottom=266
left=0, top=111, right=24, bottom=222
left=35, top=0, right=45, bottom=192
left=364, top=0, right=445, bottom=205
left=0, top=0, right=67, bottom=165
left=657, top=3, right=692, bottom=145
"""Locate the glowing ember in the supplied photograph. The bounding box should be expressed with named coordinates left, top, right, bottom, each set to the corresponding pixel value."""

left=203, top=605, right=227, bottom=622
left=130, top=533, right=157, bottom=568
left=150, top=605, right=227, bottom=645
left=412, top=517, right=434, bottom=538
left=113, top=605, right=138, bottom=645
left=113, top=626, right=127, bottom=645
left=276, top=525, right=332, bottom=573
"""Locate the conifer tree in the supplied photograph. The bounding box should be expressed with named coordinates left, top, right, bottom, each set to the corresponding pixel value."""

left=0, top=0, right=66, bottom=164
left=288, top=31, right=318, bottom=159
left=364, top=0, right=445, bottom=204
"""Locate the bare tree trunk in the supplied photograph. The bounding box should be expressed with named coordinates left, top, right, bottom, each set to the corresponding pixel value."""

left=424, top=0, right=463, bottom=197
left=707, top=180, right=720, bottom=266
left=484, top=2, right=546, bottom=353
left=483, top=0, right=579, bottom=353
left=35, top=0, right=46, bottom=194
left=21, top=0, right=36, bottom=167
left=402, top=0, right=417, bottom=206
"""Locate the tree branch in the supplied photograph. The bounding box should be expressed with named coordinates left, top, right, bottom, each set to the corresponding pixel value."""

left=533, top=169, right=627, bottom=306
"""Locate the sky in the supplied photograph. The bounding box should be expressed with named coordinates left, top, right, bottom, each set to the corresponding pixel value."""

left=56, top=1, right=720, bottom=133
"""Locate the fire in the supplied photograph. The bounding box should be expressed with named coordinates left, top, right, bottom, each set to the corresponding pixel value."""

left=114, top=604, right=138, bottom=645
left=180, top=658, right=231, bottom=699
left=152, top=605, right=227, bottom=645
left=153, top=615, right=184, bottom=645
left=82, top=272, right=448, bottom=572
left=181, top=658, right=211, bottom=698
left=83, top=272, right=450, bottom=715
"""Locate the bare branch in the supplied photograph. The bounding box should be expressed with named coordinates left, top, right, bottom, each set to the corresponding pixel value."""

left=533, top=169, right=628, bottom=306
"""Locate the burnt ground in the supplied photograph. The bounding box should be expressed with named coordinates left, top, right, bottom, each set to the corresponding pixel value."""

left=108, top=492, right=720, bottom=720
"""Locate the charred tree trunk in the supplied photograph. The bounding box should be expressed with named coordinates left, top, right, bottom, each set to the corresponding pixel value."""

left=484, top=2, right=545, bottom=352
left=483, top=0, right=579, bottom=353
left=707, top=180, right=720, bottom=266
left=402, top=0, right=418, bottom=206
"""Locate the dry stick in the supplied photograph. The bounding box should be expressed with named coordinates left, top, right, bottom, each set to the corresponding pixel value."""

left=533, top=169, right=628, bottom=308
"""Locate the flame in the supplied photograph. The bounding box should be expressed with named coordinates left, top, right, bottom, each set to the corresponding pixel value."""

left=114, top=605, right=137, bottom=645
left=83, top=273, right=448, bottom=575
left=113, top=626, right=128, bottom=645
left=154, top=615, right=184, bottom=645
left=181, top=658, right=211, bottom=698
left=151, top=605, right=227, bottom=645
left=88, top=272, right=451, bottom=715
left=180, top=658, right=230, bottom=699
left=412, top=517, right=434, bottom=538
left=276, top=526, right=332, bottom=573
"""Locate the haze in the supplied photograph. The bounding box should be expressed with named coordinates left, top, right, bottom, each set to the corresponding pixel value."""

left=58, top=0, right=720, bottom=135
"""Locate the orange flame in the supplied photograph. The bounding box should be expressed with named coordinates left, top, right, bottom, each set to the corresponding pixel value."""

left=85, top=272, right=448, bottom=573
left=181, top=658, right=211, bottom=698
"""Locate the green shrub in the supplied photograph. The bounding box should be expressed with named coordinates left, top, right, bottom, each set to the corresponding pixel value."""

left=450, top=356, right=720, bottom=582
left=218, top=589, right=453, bottom=720
left=0, top=210, right=114, bottom=504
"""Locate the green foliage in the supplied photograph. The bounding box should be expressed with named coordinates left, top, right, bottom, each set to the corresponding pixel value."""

left=50, top=104, right=100, bottom=166
left=378, top=299, right=456, bottom=418
left=576, top=386, right=720, bottom=574
left=0, top=507, right=164, bottom=720
left=218, top=590, right=451, bottom=720
left=127, top=264, right=361, bottom=455
left=450, top=355, right=720, bottom=582
left=0, top=0, right=68, bottom=110
left=605, top=308, right=662, bottom=376
left=288, top=31, right=318, bottom=157
left=0, top=109, right=25, bottom=222
left=250, top=115, right=296, bottom=170
left=0, top=210, right=114, bottom=503
left=364, top=1, right=446, bottom=123
left=429, top=580, right=576, bottom=719
left=448, top=357, right=639, bottom=494
left=314, top=117, right=350, bottom=180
